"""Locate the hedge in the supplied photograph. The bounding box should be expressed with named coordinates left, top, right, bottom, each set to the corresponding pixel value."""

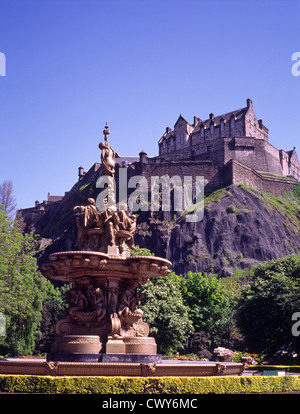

left=1, top=375, right=300, bottom=394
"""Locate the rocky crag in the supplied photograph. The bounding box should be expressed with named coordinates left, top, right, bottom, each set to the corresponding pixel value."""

left=17, top=165, right=300, bottom=277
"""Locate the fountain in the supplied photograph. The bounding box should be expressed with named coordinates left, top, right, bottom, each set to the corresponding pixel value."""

left=41, top=124, right=172, bottom=363
left=0, top=125, right=244, bottom=377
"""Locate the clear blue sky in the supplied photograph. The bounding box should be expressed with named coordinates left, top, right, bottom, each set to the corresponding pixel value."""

left=0, top=0, right=299, bottom=209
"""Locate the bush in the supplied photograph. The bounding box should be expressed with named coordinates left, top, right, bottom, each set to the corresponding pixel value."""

left=236, top=255, right=300, bottom=356
left=180, top=272, right=234, bottom=352
left=1, top=374, right=300, bottom=394
left=0, top=207, right=47, bottom=356
left=34, top=282, right=69, bottom=354
left=139, top=272, right=193, bottom=355
left=226, top=204, right=236, bottom=214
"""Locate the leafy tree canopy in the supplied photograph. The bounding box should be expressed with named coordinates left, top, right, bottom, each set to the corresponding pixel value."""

left=0, top=207, right=47, bottom=356
left=236, top=255, right=300, bottom=355
left=139, top=272, right=193, bottom=355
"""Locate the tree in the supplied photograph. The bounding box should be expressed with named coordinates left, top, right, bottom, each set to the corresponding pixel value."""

left=34, top=281, right=69, bottom=354
left=236, top=255, right=300, bottom=356
left=0, top=206, right=47, bottom=356
left=180, top=272, right=234, bottom=353
left=139, top=273, right=193, bottom=355
left=0, top=180, right=17, bottom=218
left=132, top=246, right=193, bottom=355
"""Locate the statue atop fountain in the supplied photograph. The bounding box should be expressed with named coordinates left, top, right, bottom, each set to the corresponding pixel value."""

left=98, top=122, right=120, bottom=177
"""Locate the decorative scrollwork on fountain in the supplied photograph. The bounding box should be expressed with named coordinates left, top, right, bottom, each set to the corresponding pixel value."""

left=132, top=320, right=150, bottom=337
left=117, top=288, right=145, bottom=333
left=55, top=319, right=76, bottom=336
left=63, top=286, right=106, bottom=328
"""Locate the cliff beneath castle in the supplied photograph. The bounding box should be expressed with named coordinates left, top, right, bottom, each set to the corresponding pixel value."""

left=137, top=184, right=300, bottom=276
left=17, top=165, right=300, bottom=277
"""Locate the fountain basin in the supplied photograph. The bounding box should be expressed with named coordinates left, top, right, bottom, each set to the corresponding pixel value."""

left=40, top=251, right=172, bottom=362
left=42, top=251, right=172, bottom=285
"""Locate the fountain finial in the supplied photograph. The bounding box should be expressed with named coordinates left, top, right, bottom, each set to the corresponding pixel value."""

left=103, top=122, right=110, bottom=143
left=98, top=124, right=120, bottom=178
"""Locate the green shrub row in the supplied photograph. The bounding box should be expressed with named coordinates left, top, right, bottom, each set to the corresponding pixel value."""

left=1, top=375, right=300, bottom=394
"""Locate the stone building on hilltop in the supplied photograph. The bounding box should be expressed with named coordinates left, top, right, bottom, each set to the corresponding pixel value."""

left=157, top=98, right=299, bottom=182
left=136, top=98, right=299, bottom=194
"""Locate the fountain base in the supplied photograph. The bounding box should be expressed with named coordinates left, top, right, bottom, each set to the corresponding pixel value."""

left=0, top=359, right=245, bottom=376
left=47, top=334, right=161, bottom=363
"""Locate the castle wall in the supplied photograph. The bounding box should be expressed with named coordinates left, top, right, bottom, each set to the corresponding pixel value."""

left=287, top=150, right=300, bottom=181
left=225, top=160, right=297, bottom=195
left=157, top=135, right=287, bottom=178
left=156, top=137, right=225, bottom=165
left=134, top=155, right=297, bottom=198
left=244, top=100, right=268, bottom=140
left=159, top=115, right=246, bottom=156
left=224, top=137, right=284, bottom=176
left=128, top=159, right=224, bottom=194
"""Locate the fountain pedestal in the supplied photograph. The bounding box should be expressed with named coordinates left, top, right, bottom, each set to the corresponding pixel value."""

left=41, top=250, right=171, bottom=362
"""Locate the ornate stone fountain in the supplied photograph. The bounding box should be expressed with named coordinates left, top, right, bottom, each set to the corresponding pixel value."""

left=41, top=125, right=172, bottom=363
left=0, top=124, right=244, bottom=377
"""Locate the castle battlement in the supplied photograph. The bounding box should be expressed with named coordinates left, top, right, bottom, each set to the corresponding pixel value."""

left=156, top=99, right=300, bottom=183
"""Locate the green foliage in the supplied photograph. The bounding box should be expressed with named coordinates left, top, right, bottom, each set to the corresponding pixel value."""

left=139, top=272, right=193, bottom=355
left=220, top=266, right=256, bottom=296
left=79, top=182, right=92, bottom=192
left=1, top=374, right=300, bottom=394
left=34, top=282, right=69, bottom=354
left=180, top=272, right=233, bottom=348
left=130, top=246, right=155, bottom=256
left=226, top=204, right=236, bottom=214
left=204, top=187, right=230, bottom=204
left=0, top=207, right=48, bottom=356
left=293, top=182, right=300, bottom=200
left=253, top=254, right=300, bottom=279
left=236, top=255, right=300, bottom=355
left=251, top=185, right=300, bottom=230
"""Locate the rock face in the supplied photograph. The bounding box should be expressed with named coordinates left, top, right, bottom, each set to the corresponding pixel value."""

left=138, top=185, right=300, bottom=276
left=17, top=167, right=300, bottom=276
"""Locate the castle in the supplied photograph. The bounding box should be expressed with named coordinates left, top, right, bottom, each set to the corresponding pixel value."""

left=136, top=98, right=299, bottom=195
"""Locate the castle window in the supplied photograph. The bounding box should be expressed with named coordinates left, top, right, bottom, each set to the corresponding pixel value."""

left=201, top=126, right=204, bottom=138
left=178, top=135, right=180, bottom=143
left=181, top=135, right=184, bottom=144
left=163, top=141, right=166, bottom=149
left=220, top=120, right=225, bottom=131
left=170, top=138, right=174, bottom=147
left=231, top=118, right=235, bottom=128
left=210, top=124, right=214, bottom=134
